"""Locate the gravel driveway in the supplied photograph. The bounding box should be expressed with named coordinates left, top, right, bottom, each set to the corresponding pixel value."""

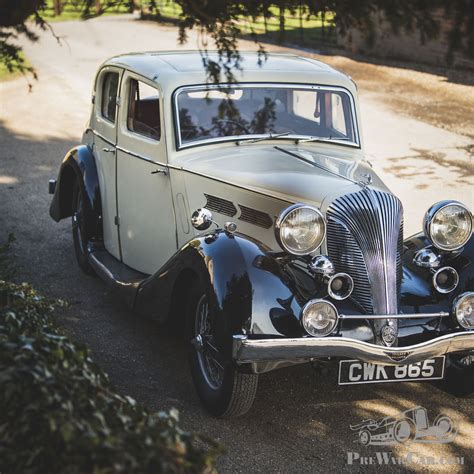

left=0, top=15, right=473, bottom=473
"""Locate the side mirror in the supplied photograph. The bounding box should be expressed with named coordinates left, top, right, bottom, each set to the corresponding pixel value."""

left=191, top=208, right=214, bottom=231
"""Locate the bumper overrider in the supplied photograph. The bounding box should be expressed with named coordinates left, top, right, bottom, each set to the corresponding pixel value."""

left=232, top=331, right=474, bottom=367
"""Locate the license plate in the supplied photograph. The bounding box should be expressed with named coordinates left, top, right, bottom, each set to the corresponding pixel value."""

left=338, top=357, right=445, bottom=385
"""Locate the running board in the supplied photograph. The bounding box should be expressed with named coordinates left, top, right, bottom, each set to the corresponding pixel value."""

left=88, top=248, right=149, bottom=308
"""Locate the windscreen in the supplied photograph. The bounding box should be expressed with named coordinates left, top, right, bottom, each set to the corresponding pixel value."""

left=176, top=85, right=357, bottom=147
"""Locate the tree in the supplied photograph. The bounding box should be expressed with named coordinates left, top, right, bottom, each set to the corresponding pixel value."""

left=1, top=0, right=473, bottom=85
left=0, top=0, right=47, bottom=84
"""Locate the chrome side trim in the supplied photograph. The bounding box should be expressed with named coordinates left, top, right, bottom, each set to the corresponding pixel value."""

left=232, top=332, right=474, bottom=366
left=89, top=126, right=294, bottom=204
left=169, top=164, right=295, bottom=205
left=339, top=312, right=449, bottom=320
left=116, top=145, right=168, bottom=168
left=89, top=128, right=168, bottom=168
left=89, top=128, right=115, bottom=147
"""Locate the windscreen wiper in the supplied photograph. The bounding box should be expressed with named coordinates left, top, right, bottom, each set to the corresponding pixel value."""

left=274, top=146, right=370, bottom=189
left=236, top=131, right=291, bottom=145
left=296, top=136, right=353, bottom=144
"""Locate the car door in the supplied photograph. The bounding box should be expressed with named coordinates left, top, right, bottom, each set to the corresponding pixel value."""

left=116, top=72, right=177, bottom=275
left=89, top=66, right=122, bottom=260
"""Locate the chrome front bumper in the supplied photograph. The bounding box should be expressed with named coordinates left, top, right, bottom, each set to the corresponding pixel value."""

left=232, top=332, right=474, bottom=366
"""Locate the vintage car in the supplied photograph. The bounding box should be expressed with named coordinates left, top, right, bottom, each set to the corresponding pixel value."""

left=350, top=406, right=456, bottom=445
left=49, top=51, right=474, bottom=417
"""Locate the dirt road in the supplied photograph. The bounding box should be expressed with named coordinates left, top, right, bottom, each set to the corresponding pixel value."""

left=0, top=15, right=473, bottom=472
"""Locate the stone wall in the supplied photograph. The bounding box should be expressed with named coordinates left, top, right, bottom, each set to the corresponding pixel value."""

left=340, top=8, right=474, bottom=69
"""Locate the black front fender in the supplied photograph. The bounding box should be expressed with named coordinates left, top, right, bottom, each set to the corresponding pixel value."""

left=399, top=232, right=474, bottom=343
left=134, top=231, right=367, bottom=361
left=134, top=232, right=298, bottom=359
left=49, top=145, right=102, bottom=240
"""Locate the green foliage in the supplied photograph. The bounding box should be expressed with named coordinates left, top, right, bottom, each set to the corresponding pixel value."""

left=0, top=234, right=16, bottom=279
left=0, top=0, right=473, bottom=84
left=0, top=240, right=220, bottom=474
left=0, top=0, right=47, bottom=85
left=41, top=1, right=132, bottom=21
left=147, top=0, right=474, bottom=82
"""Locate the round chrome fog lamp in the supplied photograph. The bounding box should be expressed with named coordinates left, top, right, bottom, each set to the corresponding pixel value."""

left=423, top=201, right=472, bottom=251
left=301, top=299, right=339, bottom=337
left=453, top=292, right=474, bottom=329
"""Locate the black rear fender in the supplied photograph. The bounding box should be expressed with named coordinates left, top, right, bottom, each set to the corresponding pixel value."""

left=49, top=145, right=102, bottom=241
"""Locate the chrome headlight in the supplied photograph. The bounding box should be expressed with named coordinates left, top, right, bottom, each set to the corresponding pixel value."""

left=453, top=292, right=474, bottom=329
left=301, top=299, right=339, bottom=337
left=275, top=204, right=326, bottom=255
left=423, top=201, right=472, bottom=251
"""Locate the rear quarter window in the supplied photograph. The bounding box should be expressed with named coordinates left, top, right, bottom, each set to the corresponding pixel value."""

left=101, top=72, right=119, bottom=123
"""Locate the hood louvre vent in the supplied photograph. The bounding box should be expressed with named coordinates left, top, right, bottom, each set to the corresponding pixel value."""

left=204, top=194, right=237, bottom=217
left=238, top=205, right=273, bottom=229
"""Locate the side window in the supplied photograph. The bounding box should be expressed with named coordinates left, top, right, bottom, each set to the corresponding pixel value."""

left=101, top=72, right=119, bottom=123
left=127, top=79, right=161, bottom=141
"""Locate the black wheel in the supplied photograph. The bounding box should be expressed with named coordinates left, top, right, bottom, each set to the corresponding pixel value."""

left=72, top=183, right=95, bottom=275
left=187, top=280, right=258, bottom=417
left=437, top=356, right=474, bottom=397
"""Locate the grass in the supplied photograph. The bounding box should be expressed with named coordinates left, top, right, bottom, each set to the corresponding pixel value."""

left=40, top=0, right=131, bottom=22
left=36, top=1, right=337, bottom=46
left=151, top=2, right=337, bottom=47
left=0, top=52, right=31, bottom=82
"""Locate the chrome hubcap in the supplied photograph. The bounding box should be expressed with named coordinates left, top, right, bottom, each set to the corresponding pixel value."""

left=193, top=294, right=224, bottom=390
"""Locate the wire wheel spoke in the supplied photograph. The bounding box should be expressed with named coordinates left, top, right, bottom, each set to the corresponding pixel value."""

left=194, top=295, right=224, bottom=390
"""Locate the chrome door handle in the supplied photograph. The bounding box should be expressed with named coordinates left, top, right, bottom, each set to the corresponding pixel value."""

left=102, top=147, right=115, bottom=153
left=151, top=169, right=168, bottom=176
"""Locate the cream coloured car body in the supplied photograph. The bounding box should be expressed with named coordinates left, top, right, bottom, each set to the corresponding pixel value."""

left=84, top=51, right=385, bottom=275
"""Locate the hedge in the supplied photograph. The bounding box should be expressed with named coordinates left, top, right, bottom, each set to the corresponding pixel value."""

left=0, top=238, right=220, bottom=473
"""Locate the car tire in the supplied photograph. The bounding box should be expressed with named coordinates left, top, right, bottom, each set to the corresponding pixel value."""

left=438, top=356, right=474, bottom=398
left=72, top=183, right=95, bottom=276
left=187, top=280, right=258, bottom=418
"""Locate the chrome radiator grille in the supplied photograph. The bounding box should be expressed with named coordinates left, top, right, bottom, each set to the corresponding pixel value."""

left=326, top=188, right=403, bottom=315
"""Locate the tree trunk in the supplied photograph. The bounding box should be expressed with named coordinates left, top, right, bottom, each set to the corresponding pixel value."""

left=95, top=0, right=101, bottom=14
left=278, top=3, right=286, bottom=44
left=53, top=0, right=62, bottom=16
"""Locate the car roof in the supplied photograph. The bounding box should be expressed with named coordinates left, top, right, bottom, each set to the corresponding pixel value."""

left=103, top=51, right=356, bottom=96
